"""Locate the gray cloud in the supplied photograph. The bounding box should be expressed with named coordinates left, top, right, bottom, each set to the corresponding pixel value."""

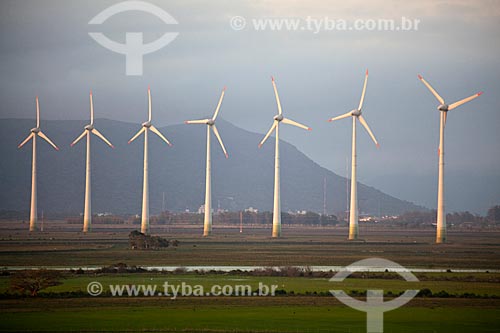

left=0, top=0, right=499, bottom=213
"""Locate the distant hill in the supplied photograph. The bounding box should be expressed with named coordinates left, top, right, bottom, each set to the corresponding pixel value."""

left=0, top=118, right=425, bottom=216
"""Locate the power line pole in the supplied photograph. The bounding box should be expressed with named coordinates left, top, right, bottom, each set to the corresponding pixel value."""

left=239, top=211, right=243, bottom=233
left=323, top=176, right=327, bottom=216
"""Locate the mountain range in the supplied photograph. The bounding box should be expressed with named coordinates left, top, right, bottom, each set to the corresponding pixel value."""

left=0, top=118, right=425, bottom=216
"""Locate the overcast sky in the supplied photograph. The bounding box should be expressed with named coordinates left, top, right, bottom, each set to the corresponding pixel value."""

left=1, top=0, right=499, bottom=214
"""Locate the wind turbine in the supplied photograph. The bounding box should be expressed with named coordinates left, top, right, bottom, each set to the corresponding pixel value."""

left=18, top=96, right=59, bottom=232
left=71, top=91, right=114, bottom=233
left=128, top=86, right=172, bottom=235
left=259, top=76, right=311, bottom=238
left=185, top=87, right=228, bottom=237
left=418, top=74, right=483, bottom=243
left=327, top=70, right=379, bottom=240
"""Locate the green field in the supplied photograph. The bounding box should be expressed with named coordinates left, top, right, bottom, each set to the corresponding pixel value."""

left=1, top=225, right=499, bottom=332
left=1, top=272, right=499, bottom=332
left=2, top=273, right=500, bottom=297
left=1, top=298, right=499, bottom=332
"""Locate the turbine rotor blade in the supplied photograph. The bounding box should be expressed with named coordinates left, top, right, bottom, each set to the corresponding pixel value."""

left=271, top=76, right=283, bottom=115
left=358, top=69, right=369, bottom=110
left=184, top=119, right=210, bottom=124
left=327, top=112, right=352, bottom=122
left=358, top=115, right=379, bottom=148
left=282, top=117, right=311, bottom=131
left=91, top=128, right=114, bottom=148
left=258, top=121, right=277, bottom=148
left=148, top=86, right=152, bottom=122
left=36, top=96, right=40, bottom=128
left=71, top=130, right=87, bottom=147
left=443, top=111, right=447, bottom=127
left=89, top=90, right=94, bottom=125
left=448, top=92, right=483, bottom=110
left=18, top=133, right=34, bottom=148
left=212, top=87, right=226, bottom=121
left=212, top=125, right=228, bottom=158
left=37, top=131, right=59, bottom=150
left=417, top=75, right=445, bottom=104
left=128, top=127, right=145, bottom=144
left=150, top=125, right=172, bottom=146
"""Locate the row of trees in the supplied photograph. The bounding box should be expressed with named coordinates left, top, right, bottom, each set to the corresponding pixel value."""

left=3, top=204, right=500, bottom=226
left=70, top=205, right=498, bottom=227
left=152, top=211, right=340, bottom=226
left=64, top=211, right=340, bottom=226
left=386, top=206, right=500, bottom=227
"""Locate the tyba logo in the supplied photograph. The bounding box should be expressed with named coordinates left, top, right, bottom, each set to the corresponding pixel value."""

left=88, top=1, right=179, bottom=76
left=329, top=258, right=419, bottom=333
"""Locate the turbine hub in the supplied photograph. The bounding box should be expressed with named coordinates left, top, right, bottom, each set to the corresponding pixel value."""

left=438, top=104, right=449, bottom=112
left=142, top=121, right=152, bottom=128
left=30, top=127, right=40, bottom=133
left=273, top=114, right=283, bottom=121
left=207, top=119, right=215, bottom=126
left=351, top=109, right=361, bottom=117
left=85, top=124, right=94, bottom=131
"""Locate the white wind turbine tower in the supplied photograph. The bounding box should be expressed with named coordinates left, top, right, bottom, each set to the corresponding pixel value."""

left=71, top=91, right=114, bottom=233
left=18, top=96, right=59, bottom=232
left=418, top=74, right=483, bottom=243
left=327, top=70, right=379, bottom=240
left=259, top=76, right=312, bottom=238
left=128, top=87, right=172, bottom=235
left=185, top=87, right=228, bottom=237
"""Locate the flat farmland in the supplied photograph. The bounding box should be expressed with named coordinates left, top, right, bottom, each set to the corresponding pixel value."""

left=0, top=222, right=499, bottom=269
left=1, top=222, right=499, bottom=332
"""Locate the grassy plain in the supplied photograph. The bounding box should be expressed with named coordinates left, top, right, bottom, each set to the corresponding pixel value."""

left=1, top=273, right=500, bottom=296
left=0, top=222, right=499, bottom=332
left=1, top=223, right=499, bottom=269
left=1, top=297, right=499, bottom=332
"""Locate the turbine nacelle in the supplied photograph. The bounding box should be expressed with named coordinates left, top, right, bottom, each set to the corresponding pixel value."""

left=437, top=104, right=449, bottom=112
left=19, top=97, right=60, bottom=151
left=273, top=114, right=284, bottom=122
left=259, top=76, right=311, bottom=149
left=418, top=74, right=483, bottom=115
left=184, top=87, right=228, bottom=159
left=71, top=91, right=114, bottom=149
left=327, top=70, right=379, bottom=149
left=129, top=87, right=173, bottom=147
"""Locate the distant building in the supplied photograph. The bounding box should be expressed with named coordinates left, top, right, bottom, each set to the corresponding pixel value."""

left=244, top=207, right=259, bottom=213
left=97, top=212, right=113, bottom=217
left=380, top=215, right=399, bottom=221
left=198, top=204, right=213, bottom=214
